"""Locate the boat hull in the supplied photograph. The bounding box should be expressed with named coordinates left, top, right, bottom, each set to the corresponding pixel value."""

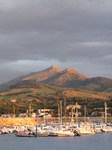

left=15, top=132, right=36, bottom=137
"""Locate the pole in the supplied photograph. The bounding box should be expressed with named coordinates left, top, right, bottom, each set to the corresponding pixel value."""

left=29, top=102, right=31, bottom=118
left=71, top=107, right=73, bottom=123
left=58, top=104, right=60, bottom=129
left=36, top=125, right=37, bottom=136
left=64, top=99, right=66, bottom=128
left=76, top=102, right=78, bottom=126
left=43, top=100, right=46, bottom=125
left=60, top=101, right=62, bottom=125
left=44, top=107, right=46, bottom=125
left=13, top=104, right=15, bottom=118
left=84, top=105, right=86, bottom=124
left=105, top=102, right=107, bottom=123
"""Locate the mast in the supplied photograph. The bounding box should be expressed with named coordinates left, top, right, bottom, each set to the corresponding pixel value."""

left=84, top=105, right=86, bottom=124
left=64, top=98, right=66, bottom=128
left=29, top=102, right=31, bottom=118
left=105, top=102, right=107, bottom=123
left=58, top=103, right=60, bottom=127
left=76, top=102, right=78, bottom=126
left=71, top=107, right=73, bottom=123
left=43, top=100, right=46, bottom=125
left=60, top=101, right=62, bottom=125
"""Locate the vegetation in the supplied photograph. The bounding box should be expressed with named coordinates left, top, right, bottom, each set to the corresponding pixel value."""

left=0, top=65, right=112, bottom=116
left=0, top=81, right=112, bottom=116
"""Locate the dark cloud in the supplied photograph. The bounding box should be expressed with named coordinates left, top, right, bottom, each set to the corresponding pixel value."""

left=0, top=0, right=112, bottom=83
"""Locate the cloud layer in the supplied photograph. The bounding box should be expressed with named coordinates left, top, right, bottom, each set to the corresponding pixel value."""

left=0, top=0, right=112, bottom=83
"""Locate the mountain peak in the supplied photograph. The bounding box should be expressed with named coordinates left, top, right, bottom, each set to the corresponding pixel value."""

left=51, top=64, right=57, bottom=68
left=48, top=65, right=62, bottom=72
left=63, top=68, right=78, bottom=73
left=23, top=65, right=61, bottom=82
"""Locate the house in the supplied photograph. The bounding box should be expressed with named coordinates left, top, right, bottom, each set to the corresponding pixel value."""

left=37, top=109, right=53, bottom=118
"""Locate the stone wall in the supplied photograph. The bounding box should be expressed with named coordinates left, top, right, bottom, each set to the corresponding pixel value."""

left=0, top=118, right=37, bottom=126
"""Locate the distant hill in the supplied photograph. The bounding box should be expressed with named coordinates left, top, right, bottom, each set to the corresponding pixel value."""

left=10, top=80, right=42, bottom=89
left=65, top=77, right=112, bottom=92
left=0, top=75, right=25, bottom=91
left=0, top=65, right=112, bottom=93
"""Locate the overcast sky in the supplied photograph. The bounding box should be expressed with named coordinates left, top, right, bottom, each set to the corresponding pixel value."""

left=0, top=0, right=112, bottom=84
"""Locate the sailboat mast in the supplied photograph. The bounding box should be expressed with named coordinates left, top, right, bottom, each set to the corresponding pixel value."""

left=60, top=101, right=62, bottom=125
left=64, top=98, right=66, bottom=128
left=84, top=105, right=86, bottom=124
left=58, top=103, right=60, bottom=126
left=29, top=102, right=31, bottom=118
left=76, top=102, right=78, bottom=125
left=105, top=102, right=107, bottom=123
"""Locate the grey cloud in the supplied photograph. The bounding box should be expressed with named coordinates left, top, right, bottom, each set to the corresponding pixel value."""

left=0, top=0, right=112, bottom=83
left=1, top=0, right=112, bottom=33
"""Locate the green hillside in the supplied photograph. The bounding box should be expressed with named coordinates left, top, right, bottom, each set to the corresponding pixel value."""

left=0, top=65, right=112, bottom=116
left=0, top=79, right=112, bottom=116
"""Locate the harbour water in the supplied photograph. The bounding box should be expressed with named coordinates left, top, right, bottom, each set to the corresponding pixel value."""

left=0, top=133, right=112, bottom=150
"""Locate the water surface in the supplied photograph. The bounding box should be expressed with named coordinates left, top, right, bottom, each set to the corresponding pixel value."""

left=0, top=133, right=112, bottom=150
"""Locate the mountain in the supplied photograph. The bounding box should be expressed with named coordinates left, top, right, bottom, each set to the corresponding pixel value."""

left=0, top=65, right=112, bottom=93
left=0, top=65, right=61, bottom=91
left=0, top=65, right=112, bottom=117
left=43, top=68, right=88, bottom=85
left=23, top=65, right=62, bottom=82
left=23, top=66, right=88, bottom=86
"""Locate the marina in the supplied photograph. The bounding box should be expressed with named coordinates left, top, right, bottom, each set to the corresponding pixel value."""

left=1, top=120, right=112, bottom=137
left=0, top=1, right=112, bottom=150
left=0, top=102, right=111, bottom=137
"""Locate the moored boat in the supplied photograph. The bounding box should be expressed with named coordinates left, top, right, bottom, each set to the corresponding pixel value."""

left=15, top=131, right=36, bottom=137
left=56, top=129, right=75, bottom=137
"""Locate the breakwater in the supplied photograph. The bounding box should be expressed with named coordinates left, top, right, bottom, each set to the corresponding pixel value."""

left=0, top=117, right=57, bottom=126
left=0, top=117, right=112, bottom=127
left=0, top=118, right=37, bottom=126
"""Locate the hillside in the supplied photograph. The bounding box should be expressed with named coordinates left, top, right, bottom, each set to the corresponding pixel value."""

left=0, top=78, right=112, bottom=115
left=0, top=75, right=25, bottom=91
left=43, top=68, right=88, bottom=85
left=0, top=80, right=111, bottom=103
left=0, top=65, right=61, bottom=91
left=24, top=65, right=61, bottom=82
left=0, top=65, right=112, bottom=93
left=65, top=77, right=112, bottom=92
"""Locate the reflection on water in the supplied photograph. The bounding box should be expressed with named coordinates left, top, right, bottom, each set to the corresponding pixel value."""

left=0, top=133, right=112, bottom=150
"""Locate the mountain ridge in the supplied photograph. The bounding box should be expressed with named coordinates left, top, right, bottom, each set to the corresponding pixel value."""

left=0, top=65, right=112, bottom=92
left=23, top=65, right=61, bottom=82
left=43, top=67, right=88, bottom=85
